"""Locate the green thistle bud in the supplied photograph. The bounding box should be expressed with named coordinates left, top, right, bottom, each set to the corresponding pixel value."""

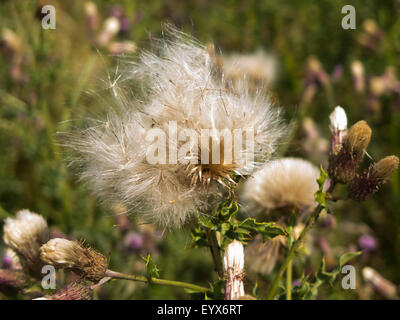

left=349, top=155, right=399, bottom=201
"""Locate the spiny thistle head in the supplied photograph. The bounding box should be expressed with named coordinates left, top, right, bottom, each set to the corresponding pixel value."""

left=349, top=155, right=399, bottom=201
left=40, top=238, right=108, bottom=282
left=3, top=209, right=49, bottom=275
left=242, top=158, right=320, bottom=213
left=65, top=26, right=286, bottom=229
left=328, top=120, right=372, bottom=184
left=35, top=280, right=93, bottom=300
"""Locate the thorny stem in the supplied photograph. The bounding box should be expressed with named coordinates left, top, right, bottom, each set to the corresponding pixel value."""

left=205, top=229, right=224, bottom=279
left=267, top=204, right=325, bottom=300
left=105, top=270, right=211, bottom=293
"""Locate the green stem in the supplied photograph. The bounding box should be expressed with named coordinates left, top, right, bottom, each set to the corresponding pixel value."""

left=105, top=270, right=211, bottom=293
left=286, top=227, right=294, bottom=300
left=205, top=229, right=224, bottom=279
left=286, top=259, right=292, bottom=300
left=267, top=205, right=324, bottom=300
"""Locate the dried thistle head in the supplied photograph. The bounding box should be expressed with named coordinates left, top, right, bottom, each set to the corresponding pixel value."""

left=242, top=158, right=320, bottom=213
left=3, top=209, right=49, bottom=275
left=349, top=155, right=399, bottom=201
left=35, top=280, right=93, bottom=300
left=40, top=238, right=108, bottom=282
left=65, top=26, right=286, bottom=228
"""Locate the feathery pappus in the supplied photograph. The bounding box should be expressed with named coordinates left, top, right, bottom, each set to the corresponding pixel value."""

left=242, top=157, right=320, bottom=214
left=64, top=26, right=286, bottom=228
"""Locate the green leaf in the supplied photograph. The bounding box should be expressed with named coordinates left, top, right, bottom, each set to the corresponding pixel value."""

left=143, top=254, right=160, bottom=280
left=198, top=215, right=216, bottom=229
left=339, top=251, right=362, bottom=268
left=252, top=281, right=259, bottom=297
left=238, top=218, right=287, bottom=242
left=209, top=279, right=225, bottom=300
left=314, top=166, right=329, bottom=210
left=190, top=227, right=209, bottom=248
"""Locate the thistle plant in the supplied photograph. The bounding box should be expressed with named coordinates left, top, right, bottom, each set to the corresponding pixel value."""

left=0, top=25, right=398, bottom=301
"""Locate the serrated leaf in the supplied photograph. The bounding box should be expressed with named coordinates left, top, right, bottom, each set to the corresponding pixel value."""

left=314, top=166, right=329, bottom=209
left=143, top=254, right=159, bottom=280
left=237, top=218, right=287, bottom=242
left=198, top=215, right=215, bottom=229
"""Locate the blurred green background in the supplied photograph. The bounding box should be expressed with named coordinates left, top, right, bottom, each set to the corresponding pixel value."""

left=0, top=0, right=399, bottom=299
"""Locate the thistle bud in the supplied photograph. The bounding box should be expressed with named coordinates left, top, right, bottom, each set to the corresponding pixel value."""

left=346, top=121, right=372, bottom=156
left=328, top=121, right=372, bottom=184
left=2, top=248, right=22, bottom=270
left=34, top=280, right=93, bottom=300
left=373, top=156, right=399, bottom=180
left=0, top=269, right=28, bottom=291
left=306, top=57, right=329, bottom=87
left=351, top=61, right=365, bottom=92
left=84, top=2, right=99, bottom=32
left=224, top=240, right=245, bottom=300
left=108, top=41, right=137, bottom=55
left=3, top=210, right=49, bottom=275
left=349, top=156, right=399, bottom=201
left=40, top=238, right=108, bottom=282
left=362, top=267, right=398, bottom=299
left=329, top=106, right=348, bottom=154
left=96, top=17, right=120, bottom=46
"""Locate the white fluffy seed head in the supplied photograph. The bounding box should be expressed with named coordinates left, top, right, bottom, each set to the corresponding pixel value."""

left=3, top=209, right=49, bottom=273
left=65, top=26, right=286, bottom=228
left=242, top=158, right=320, bottom=213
